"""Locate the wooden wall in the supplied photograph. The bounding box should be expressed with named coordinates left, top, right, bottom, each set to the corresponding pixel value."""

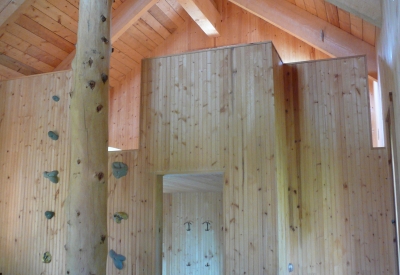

left=138, top=42, right=281, bottom=274
left=162, top=192, right=223, bottom=275
left=378, top=1, right=400, bottom=271
left=110, top=0, right=331, bottom=150
left=0, top=70, right=72, bottom=275
left=283, top=56, right=397, bottom=274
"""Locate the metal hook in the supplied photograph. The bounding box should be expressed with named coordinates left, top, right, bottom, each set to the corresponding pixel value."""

left=184, top=221, right=192, bottom=231
left=202, top=221, right=211, bottom=231
left=186, top=262, right=191, bottom=266
left=205, top=263, right=210, bottom=267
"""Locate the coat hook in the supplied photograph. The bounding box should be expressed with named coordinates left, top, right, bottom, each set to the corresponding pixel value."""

left=202, top=221, right=211, bottom=231
left=206, top=263, right=210, bottom=267
left=184, top=221, right=192, bottom=231
left=186, top=262, right=191, bottom=266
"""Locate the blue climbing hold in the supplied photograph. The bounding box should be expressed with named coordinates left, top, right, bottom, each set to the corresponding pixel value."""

left=45, top=211, right=55, bottom=219
left=52, top=95, right=60, bottom=102
left=109, top=249, right=126, bottom=270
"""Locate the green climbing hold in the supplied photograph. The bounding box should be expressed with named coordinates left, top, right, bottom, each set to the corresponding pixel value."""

left=48, top=131, right=59, bottom=140
left=52, top=95, right=60, bottom=102
left=45, top=211, right=55, bottom=220
left=113, top=212, right=128, bottom=223
left=43, top=170, right=59, bottom=183
left=112, top=162, right=128, bottom=179
left=42, top=252, right=52, bottom=263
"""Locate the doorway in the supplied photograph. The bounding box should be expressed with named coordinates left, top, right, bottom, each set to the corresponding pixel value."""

left=155, top=172, right=224, bottom=275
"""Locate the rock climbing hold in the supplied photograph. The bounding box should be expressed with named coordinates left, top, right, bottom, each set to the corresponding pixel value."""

left=113, top=212, right=128, bottom=223
left=45, top=211, right=55, bottom=219
left=109, top=249, right=125, bottom=270
left=112, top=162, right=128, bottom=179
left=42, top=252, right=52, bottom=263
left=43, top=170, right=59, bottom=183
left=52, top=95, right=60, bottom=102
left=48, top=131, right=59, bottom=140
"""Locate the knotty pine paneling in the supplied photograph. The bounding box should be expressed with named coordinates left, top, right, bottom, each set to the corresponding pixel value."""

left=378, top=0, right=400, bottom=270
left=137, top=42, right=281, bottom=274
left=0, top=70, right=72, bottom=275
left=283, top=56, right=397, bottom=274
left=162, top=192, right=223, bottom=275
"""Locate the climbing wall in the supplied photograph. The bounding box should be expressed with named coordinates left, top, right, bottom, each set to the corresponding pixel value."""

left=0, top=71, right=72, bottom=274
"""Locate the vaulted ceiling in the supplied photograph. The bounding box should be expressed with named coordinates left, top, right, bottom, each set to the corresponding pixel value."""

left=0, top=0, right=379, bottom=85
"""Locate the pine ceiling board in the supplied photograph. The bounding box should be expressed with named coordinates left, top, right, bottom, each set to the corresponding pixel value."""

left=0, top=54, right=42, bottom=75
left=111, top=47, right=139, bottom=69
left=324, top=1, right=340, bottom=28
left=15, top=15, right=75, bottom=53
left=141, top=11, right=171, bottom=39
left=155, top=0, right=185, bottom=27
left=148, top=4, right=179, bottom=33
left=46, top=0, right=79, bottom=22
left=113, top=40, right=143, bottom=64
left=109, top=66, right=126, bottom=82
left=0, top=32, right=61, bottom=67
left=0, top=63, right=25, bottom=79
left=65, top=0, right=78, bottom=9
left=133, top=19, right=165, bottom=45
left=362, top=20, right=375, bottom=46
left=118, top=32, right=151, bottom=57
left=108, top=74, right=120, bottom=88
left=165, top=0, right=189, bottom=20
left=110, top=56, right=133, bottom=76
left=286, top=0, right=297, bottom=5
left=126, top=24, right=158, bottom=50
left=303, top=0, right=317, bottom=16
left=293, top=0, right=306, bottom=10
left=33, top=0, right=78, bottom=33
left=23, top=6, right=77, bottom=44
left=0, top=40, right=54, bottom=72
left=313, top=0, right=328, bottom=21
left=349, top=13, right=363, bottom=40
left=337, top=8, right=351, bottom=33
left=6, top=23, right=69, bottom=60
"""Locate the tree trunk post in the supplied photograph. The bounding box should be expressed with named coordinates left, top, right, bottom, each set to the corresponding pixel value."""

left=67, top=0, right=112, bottom=274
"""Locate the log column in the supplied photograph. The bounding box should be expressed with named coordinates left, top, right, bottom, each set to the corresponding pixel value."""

left=67, top=0, right=112, bottom=274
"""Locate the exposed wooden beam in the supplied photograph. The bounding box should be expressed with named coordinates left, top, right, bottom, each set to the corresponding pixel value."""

left=0, top=0, right=33, bottom=27
left=54, top=0, right=158, bottom=71
left=177, top=0, right=220, bottom=37
left=229, top=0, right=377, bottom=79
left=326, top=0, right=381, bottom=27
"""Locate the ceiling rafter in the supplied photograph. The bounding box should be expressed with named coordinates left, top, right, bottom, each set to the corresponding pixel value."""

left=177, top=0, right=221, bottom=37
left=229, top=0, right=377, bottom=79
left=54, top=0, right=159, bottom=71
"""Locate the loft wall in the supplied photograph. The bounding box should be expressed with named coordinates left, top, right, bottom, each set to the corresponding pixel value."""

left=0, top=71, right=72, bottom=274
left=283, top=57, right=397, bottom=274
left=110, top=0, right=330, bottom=151
left=162, top=192, right=224, bottom=274
left=137, top=42, right=282, bottom=274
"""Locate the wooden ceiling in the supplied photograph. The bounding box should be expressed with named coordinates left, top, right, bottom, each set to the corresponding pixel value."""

left=0, top=0, right=378, bottom=86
